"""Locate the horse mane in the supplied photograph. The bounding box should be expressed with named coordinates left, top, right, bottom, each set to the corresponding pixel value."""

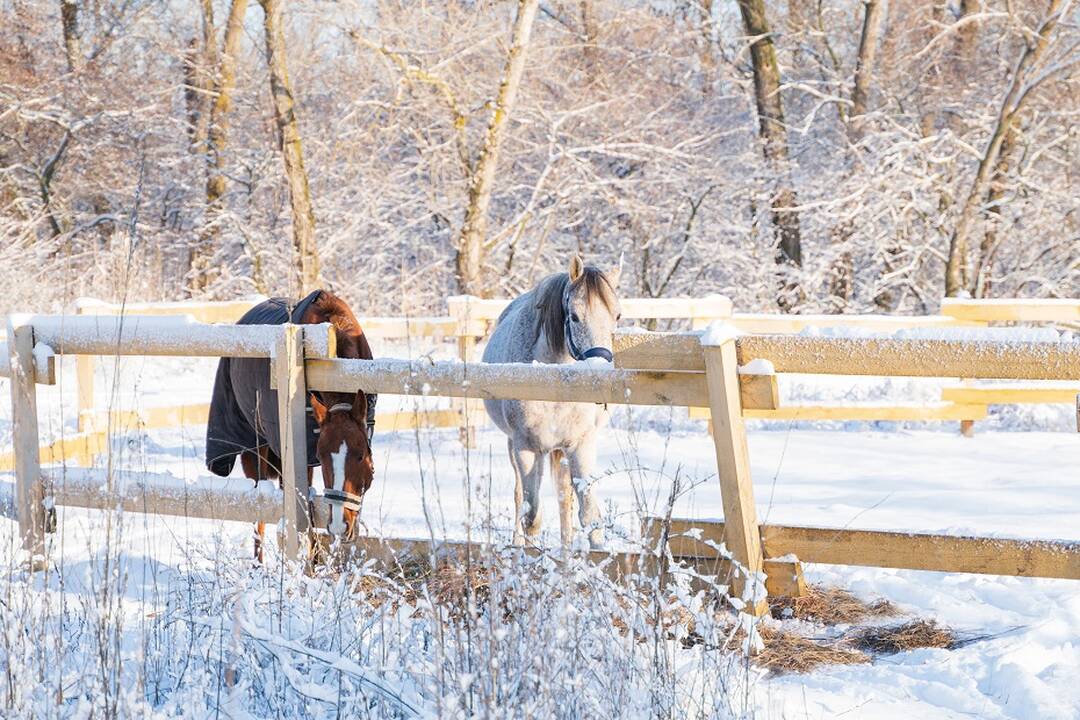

left=534, top=266, right=616, bottom=355
left=302, top=291, right=372, bottom=361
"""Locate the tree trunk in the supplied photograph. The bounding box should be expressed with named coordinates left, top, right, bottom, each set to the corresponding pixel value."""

left=59, top=0, right=83, bottom=72
left=698, top=0, right=716, bottom=90
left=580, top=0, right=599, bottom=81
left=736, top=0, right=803, bottom=309
left=259, top=0, right=319, bottom=294
left=973, top=129, right=1014, bottom=297
left=945, top=0, right=1064, bottom=297
left=849, top=0, right=885, bottom=139
left=455, top=0, right=540, bottom=297
left=192, top=0, right=218, bottom=152
left=190, top=0, right=251, bottom=293
left=955, top=0, right=981, bottom=70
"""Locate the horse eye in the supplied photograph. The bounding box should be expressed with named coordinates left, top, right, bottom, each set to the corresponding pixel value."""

left=616, top=313, right=622, bottom=321
left=571, top=313, right=580, bottom=323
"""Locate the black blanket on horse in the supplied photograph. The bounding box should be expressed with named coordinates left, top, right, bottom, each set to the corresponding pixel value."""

left=204, top=291, right=376, bottom=478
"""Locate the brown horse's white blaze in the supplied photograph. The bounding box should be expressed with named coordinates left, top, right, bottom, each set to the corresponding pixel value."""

left=310, top=392, right=373, bottom=540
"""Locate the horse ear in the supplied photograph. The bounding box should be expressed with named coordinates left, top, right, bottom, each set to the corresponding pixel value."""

left=609, top=251, right=624, bottom=289
left=568, top=254, right=584, bottom=282
left=351, top=391, right=369, bottom=427
left=310, top=394, right=328, bottom=425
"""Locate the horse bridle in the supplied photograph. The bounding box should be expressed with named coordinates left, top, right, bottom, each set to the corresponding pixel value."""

left=315, top=402, right=366, bottom=526
left=563, top=293, right=614, bottom=363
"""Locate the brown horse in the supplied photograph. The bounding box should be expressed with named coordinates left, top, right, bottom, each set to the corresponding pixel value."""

left=205, top=290, right=376, bottom=560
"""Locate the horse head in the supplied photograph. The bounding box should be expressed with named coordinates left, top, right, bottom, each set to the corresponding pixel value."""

left=310, top=390, right=373, bottom=539
left=540, top=254, right=622, bottom=364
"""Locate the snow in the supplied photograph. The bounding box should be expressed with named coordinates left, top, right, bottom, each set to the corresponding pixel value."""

left=0, top=353, right=1078, bottom=717
left=699, top=321, right=741, bottom=346
left=798, top=324, right=1063, bottom=342
left=580, top=355, right=614, bottom=368
left=738, top=358, right=775, bottom=375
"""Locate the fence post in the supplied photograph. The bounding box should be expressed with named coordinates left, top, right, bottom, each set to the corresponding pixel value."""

left=7, top=318, right=46, bottom=564
left=274, top=324, right=311, bottom=562
left=448, top=295, right=479, bottom=448
left=701, top=328, right=769, bottom=617
left=75, top=302, right=95, bottom=432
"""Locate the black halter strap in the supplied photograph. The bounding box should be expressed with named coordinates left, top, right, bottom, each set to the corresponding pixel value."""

left=322, top=488, right=364, bottom=513
left=563, top=296, right=614, bottom=363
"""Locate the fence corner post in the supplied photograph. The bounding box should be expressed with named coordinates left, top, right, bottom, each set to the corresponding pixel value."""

left=7, top=317, right=46, bottom=564
left=274, top=324, right=311, bottom=562
left=701, top=326, right=769, bottom=617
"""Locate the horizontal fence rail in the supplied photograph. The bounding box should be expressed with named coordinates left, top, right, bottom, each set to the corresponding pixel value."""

left=647, top=517, right=1080, bottom=581
left=615, top=331, right=1080, bottom=379
left=24, top=314, right=336, bottom=358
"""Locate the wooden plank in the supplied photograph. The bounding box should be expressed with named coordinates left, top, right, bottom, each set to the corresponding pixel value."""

left=373, top=409, right=465, bottom=432
left=274, top=325, right=311, bottom=560
left=0, top=341, right=56, bottom=385
left=7, top=320, right=45, bottom=558
left=941, top=298, right=1080, bottom=323
left=640, top=517, right=805, bottom=597
left=29, top=315, right=336, bottom=359
left=327, top=535, right=711, bottom=585
left=44, top=468, right=285, bottom=524
left=306, top=357, right=715, bottom=408
left=702, top=337, right=767, bottom=616
left=739, top=372, right=779, bottom=411
left=360, top=316, right=460, bottom=339
left=743, top=403, right=988, bottom=421
left=690, top=403, right=989, bottom=422
left=75, top=297, right=262, bottom=324
left=655, top=517, right=1080, bottom=581
left=448, top=295, right=733, bottom=323
left=942, top=383, right=1080, bottom=405
left=617, top=330, right=1080, bottom=380
left=728, top=313, right=977, bottom=334
left=762, top=524, right=1080, bottom=580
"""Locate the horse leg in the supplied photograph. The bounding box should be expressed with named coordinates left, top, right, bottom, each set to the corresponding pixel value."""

left=551, top=449, right=575, bottom=549
left=241, top=451, right=266, bottom=563
left=510, top=440, right=544, bottom=542
left=508, top=438, right=525, bottom=547
left=568, top=437, right=603, bottom=549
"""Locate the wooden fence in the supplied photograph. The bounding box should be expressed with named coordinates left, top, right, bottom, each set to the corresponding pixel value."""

left=3, top=295, right=1077, bottom=471
left=4, top=311, right=1079, bottom=614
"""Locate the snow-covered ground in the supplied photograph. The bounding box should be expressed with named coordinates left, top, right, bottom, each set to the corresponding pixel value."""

left=1, top=354, right=1078, bottom=718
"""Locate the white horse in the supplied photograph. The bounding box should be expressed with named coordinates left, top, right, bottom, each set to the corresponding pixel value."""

left=483, top=255, right=621, bottom=549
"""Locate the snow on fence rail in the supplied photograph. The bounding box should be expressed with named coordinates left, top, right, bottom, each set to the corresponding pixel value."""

left=4, top=314, right=1080, bottom=611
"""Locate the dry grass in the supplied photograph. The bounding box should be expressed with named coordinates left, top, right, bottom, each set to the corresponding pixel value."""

left=769, top=584, right=898, bottom=625
left=755, top=626, right=870, bottom=674
left=851, top=619, right=957, bottom=654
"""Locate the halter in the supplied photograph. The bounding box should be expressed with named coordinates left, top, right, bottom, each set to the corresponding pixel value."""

left=316, top=401, right=367, bottom=533
left=563, top=293, right=614, bottom=363
left=322, top=488, right=364, bottom=513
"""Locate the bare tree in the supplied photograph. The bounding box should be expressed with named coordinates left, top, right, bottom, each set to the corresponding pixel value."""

left=59, top=0, right=83, bottom=72
left=849, top=0, right=886, bottom=139
left=190, top=0, right=251, bottom=293
left=945, top=0, right=1071, bottom=296
left=455, top=0, right=540, bottom=297
left=736, top=0, right=803, bottom=308
left=259, top=0, right=319, bottom=293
